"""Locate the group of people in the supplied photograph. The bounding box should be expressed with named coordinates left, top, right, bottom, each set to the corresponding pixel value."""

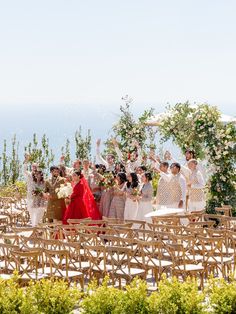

left=23, top=139, right=206, bottom=227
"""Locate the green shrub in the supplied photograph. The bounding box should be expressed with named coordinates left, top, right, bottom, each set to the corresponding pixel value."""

left=208, top=278, right=236, bottom=314
left=26, top=278, right=81, bottom=314
left=0, top=276, right=24, bottom=314
left=147, top=276, right=205, bottom=314
left=80, top=277, right=123, bottom=314
left=114, top=278, right=149, bottom=314
left=0, top=276, right=81, bottom=314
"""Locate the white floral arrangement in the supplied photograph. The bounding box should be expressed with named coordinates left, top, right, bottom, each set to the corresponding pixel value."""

left=56, top=183, right=73, bottom=199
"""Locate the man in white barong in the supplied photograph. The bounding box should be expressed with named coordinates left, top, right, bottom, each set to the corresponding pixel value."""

left=148, top=152, right=171, bottom=208
left=165, top=149, right=207, bottom=209
left=155, top=161, right=171, bottom=208
left=159, top=163, right=187, bottom=209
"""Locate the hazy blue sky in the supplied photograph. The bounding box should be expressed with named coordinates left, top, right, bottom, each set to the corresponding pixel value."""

left=0, top=0, right=235, bottom=158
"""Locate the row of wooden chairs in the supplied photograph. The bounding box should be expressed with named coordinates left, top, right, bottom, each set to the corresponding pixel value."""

left=1, top=225, right=236, bottom=289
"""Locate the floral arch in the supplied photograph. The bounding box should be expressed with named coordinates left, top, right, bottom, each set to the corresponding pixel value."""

left=154, top=102, right=236, bottom=214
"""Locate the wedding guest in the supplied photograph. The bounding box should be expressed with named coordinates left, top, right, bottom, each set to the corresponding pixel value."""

left=63, top=170, right=101, bottom=224
left=124, top=172, right=140, bottom=220
left=155, top=161, right=171, bottom=208
left=135, top=165, right=147, bottom=183
left=114, top=162, right=126, bottom=174
left=31, top=170, right=46, bottom=226
left=82, top=159, right=93, bottom=186
left=109, top=172, right=127, bottom=219
left=96, top=139, right=116, bottom=172
left=23, top=154, right=40, bottom=226
left=59, top=165, right=67, bottom=178
left=136, top=172, right=153, bottom=222
left=44, top=166, right=66, bottom=222
left=112, top=139, right=142, bottom=173
left=186, top=159, right=206, bottom=212
left=165, top=150, right=206, bottom=209
left=160, top=163, right=187, bottom=209
left=99, top=170, right=115, bottom=217
left=60, top=155, right=82, bottom=175
left=89, top=164, right=104, bottom=207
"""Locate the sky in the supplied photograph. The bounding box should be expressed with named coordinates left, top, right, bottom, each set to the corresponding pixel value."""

left=0, top=0, right=235, bottom=158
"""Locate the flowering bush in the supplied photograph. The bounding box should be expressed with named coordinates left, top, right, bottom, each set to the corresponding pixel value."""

left=108, top=95, right=157, bottom=159
left=158, top=102, right=236, bottom=213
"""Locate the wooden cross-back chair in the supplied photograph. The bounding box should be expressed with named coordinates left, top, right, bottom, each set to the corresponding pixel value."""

left=0, top=233, right=19, bottom=246
left=11, top=249, right=45, bottom=283
left=0, top=214, right=10, bottom=232
left=188, top=220, right=215, bottom=229
left=215, top=206, right=232, bottom=217
left=187, top=210, right=205, bottom=222
left=204, top=214, right=229, bottom=229
left=198, top=235, right=233, bottom=278
left=124, top=219, right=146, bottom=230
left=135, top=239, right=172, bottom=281
left=11, top=226, right=41, bottom=238
left=226, top=230, right=236, bottom=271
left=152, top=216, right=180, bottom=225
left=133, top=228, right=155, bottom=241
left=0, top=243, right=19, bottom=279
left=40, top=238, right=64, bottom=251
left=111, top=226, right=136, bottom=238
left=165, top=236, right=205, bottom=289
left=67, top=218, right=92, bottom=225
left=79, top=231, right=103, bottom=247
left=63, top=241, right=90, bottom=276
left=43, top=248, right=84, bottom=288
left=105, top=246, right=146, bottom=288
left=83, top=244, right=108, bottom=281
left=19, top=235, right=43, bottom=250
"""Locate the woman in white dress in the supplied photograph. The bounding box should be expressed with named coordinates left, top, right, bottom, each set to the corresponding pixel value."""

left=124, top=172, right=139, bottom=220
left=23, top=155, right=38, bottom=225
left=23, top=155, right=46, bottom=226
left=136, top=172, right=153, bottom=223
left=31, top=170, right=46, bottom=226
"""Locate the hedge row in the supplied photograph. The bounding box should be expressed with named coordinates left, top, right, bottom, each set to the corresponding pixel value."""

left=1, top=274, right=236, bottom=313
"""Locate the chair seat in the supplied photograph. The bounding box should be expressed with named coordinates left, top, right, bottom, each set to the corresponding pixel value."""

left=186, top=254, right=203, bottom=262
left=60, top=270, right=83, bottom=278
left=0, top=273, right=13, bottom=280
left=147, top=258, right=172, bottom=268
left=37, top=267, right=57, bottom=274
left=21, top=272, right=48, bottom=280
left=205, top=256, right=233, bottom=264
left=175, top=264, right=204, bottom=271
left=116, top=267, right=146, bottom=276
left=69, top=261, right=90, bottom=270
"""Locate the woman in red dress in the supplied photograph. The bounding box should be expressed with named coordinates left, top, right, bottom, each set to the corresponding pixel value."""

left=63, top=170, right=101, bottom=224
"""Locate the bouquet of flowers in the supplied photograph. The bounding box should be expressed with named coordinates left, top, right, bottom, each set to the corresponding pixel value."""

left=32, top=187, right=44, bottom=197
left=56, top=183, right=73, bottom=199
left=131, top=187, right=140, bottom=197
left=130, top=187, right=141, bottom=201
left=98, top=172, right=115, bottom=190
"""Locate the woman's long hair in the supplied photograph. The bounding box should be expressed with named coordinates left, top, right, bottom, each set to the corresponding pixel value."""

left=116, top=172, right=127, bottom=185
left=127, top=172, right=139, bottom=189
